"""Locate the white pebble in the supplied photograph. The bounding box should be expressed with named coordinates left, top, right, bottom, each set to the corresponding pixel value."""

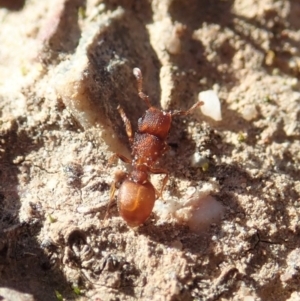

left=187, top=195, right=224, bottom=233
left=241, top=105, right=258, bottom=121
left=198, top=90, right=222, bottom=121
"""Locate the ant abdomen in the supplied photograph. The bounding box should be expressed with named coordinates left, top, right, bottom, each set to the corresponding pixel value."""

left=117, top=179, right=156, bottom=227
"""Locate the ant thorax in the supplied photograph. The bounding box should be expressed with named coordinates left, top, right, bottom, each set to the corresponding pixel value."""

left=132, top=132, right=166, bottom=166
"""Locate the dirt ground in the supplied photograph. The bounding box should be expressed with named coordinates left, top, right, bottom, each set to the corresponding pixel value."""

left=0, top=0, right=300, bottom=300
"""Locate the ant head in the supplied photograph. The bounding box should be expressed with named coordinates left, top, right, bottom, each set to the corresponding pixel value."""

left=138, top=107, right=172, bottom=140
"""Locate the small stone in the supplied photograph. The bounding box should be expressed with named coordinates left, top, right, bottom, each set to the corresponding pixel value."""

left=241, top=105, right=258, bottom=121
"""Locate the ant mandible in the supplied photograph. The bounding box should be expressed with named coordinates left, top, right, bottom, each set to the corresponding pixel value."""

left=108, top=68, right=204, bottom=227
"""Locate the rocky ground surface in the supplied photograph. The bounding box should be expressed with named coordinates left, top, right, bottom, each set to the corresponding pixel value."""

left=0, top=0, right=300, bottom=300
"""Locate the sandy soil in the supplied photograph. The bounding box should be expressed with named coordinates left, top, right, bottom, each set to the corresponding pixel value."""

left=0, top=0, right=299, bottom=300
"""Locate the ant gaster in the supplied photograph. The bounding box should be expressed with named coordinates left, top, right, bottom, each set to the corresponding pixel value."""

left=108, top=68, right=204, bottom=227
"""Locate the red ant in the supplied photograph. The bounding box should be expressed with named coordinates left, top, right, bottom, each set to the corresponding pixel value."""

left=108, top=68, right=203, bottom=227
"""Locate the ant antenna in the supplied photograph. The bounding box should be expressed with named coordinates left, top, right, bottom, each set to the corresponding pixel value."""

left=171, top=100, right=204, bottom=116
left=133, top=68, right=151, bottom=108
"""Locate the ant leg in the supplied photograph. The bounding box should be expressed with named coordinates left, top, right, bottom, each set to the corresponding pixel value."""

left=172, top=100, right=204, bottom=116
left=104, top=182, right=117, bottom=221
left=133, top=68, right=151, bottom=107
left=105, top=170, right=128, bottom=221
left=117, top=105, right=134, bottom=145
left=108, top=153, right=132, bottom=165
left=149, top=167, right=169, bottom=198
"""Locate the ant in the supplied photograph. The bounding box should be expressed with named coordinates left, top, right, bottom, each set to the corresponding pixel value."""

left=108, top=68, right=204, bottom=227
